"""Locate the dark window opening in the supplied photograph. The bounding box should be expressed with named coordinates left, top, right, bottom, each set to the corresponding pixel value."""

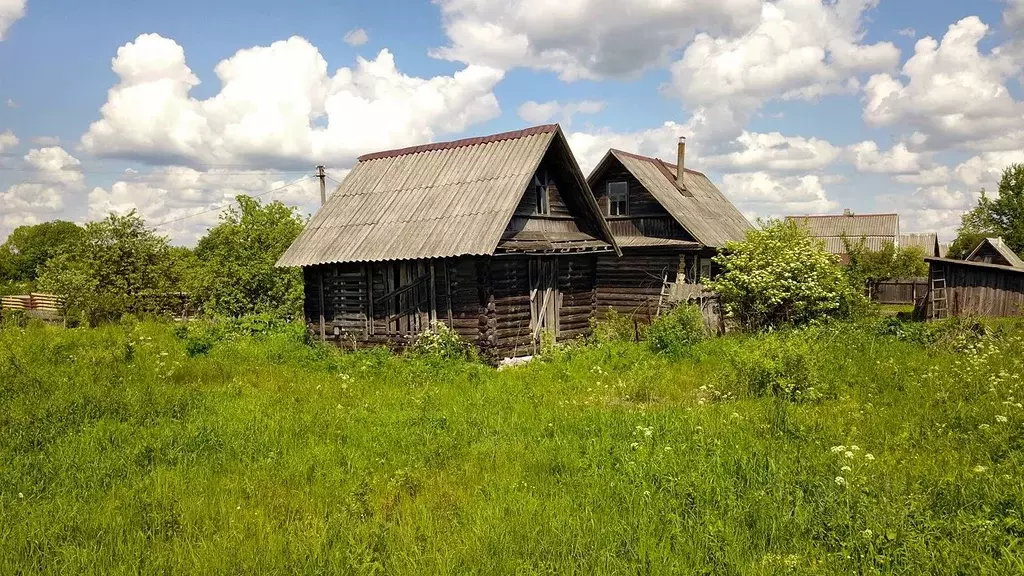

left=533, top=172, right=550, bottom=215
left=607, top=181, right=628, bottom=216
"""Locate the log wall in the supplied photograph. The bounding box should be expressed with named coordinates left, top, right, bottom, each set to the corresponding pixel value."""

left=595, top=251, right=681, bottom=319
left=926, top=260, right=1024, bottom=318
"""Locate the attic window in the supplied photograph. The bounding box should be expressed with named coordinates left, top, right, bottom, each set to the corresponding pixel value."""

left=607, top=181, right=628, bottom=216
left=533, top=172, right=550, bottom=215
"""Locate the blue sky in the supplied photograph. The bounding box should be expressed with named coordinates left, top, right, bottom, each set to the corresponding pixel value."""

left=1, top=0, right=1023, bottom=244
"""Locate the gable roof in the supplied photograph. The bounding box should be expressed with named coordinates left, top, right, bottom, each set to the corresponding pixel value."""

left=967, top=237, right=1024, bottom=268
left=278, top=124, right=618, bottom=266
left=786, top=213, right=899, bottom=254
left=588, top=149, right=751, bottom=248
left=900, top=232, right=939, bottom=257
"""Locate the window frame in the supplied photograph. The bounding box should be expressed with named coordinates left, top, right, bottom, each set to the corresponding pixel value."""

left=607, top=181, right=628, bottom=216
left=533, top=172, right=550, bottom=215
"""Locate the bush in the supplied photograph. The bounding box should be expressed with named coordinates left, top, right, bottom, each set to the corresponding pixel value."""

left=729, top=334, right=825, bottom=402
left=174, top=314, right=308, bottom=357
left=409, top=322, right=473, bottom=361
left=646, top=304, right=706, bottom=355
left=589, top=309, right=641, bottom=344
left=709, top=219, right=864, bottom=331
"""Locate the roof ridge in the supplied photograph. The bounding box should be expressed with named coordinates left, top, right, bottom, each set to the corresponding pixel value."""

left=358, top=124, right=560, bottom=162
left=609, top=148, right=707, bottom=178
left=787, top=212, right=899, bottom=218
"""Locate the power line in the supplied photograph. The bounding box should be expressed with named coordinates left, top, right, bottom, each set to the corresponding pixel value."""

left=150, top=175, right=313, bottom=228
left=0, top=167, right=312, bottom=176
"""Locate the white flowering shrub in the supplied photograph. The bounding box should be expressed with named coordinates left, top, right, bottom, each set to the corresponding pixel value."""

left=409, top=322, right=473, bottom=361
left=709, top=219, right=864, bottom=331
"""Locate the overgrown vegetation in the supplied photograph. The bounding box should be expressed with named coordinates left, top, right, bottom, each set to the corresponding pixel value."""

left=709, top=219, right=864, bottom=330
left=843, top=239, right=928, bottom=285
left=2, top=316, right=1022, bottom=573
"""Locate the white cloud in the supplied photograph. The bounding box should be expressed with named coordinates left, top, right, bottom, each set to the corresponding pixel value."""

left=431, top=0, right=763, bottom=80
left=5, top=98, right=16, bottom=108
left=883, top=185, right=979, bottom=239
left=30, top=135, right=60, bottom=146
left=88, top=168, right=329, bottom=245
left=566, top=122, right=690, bottom=175
left=344, top=28, right=368, bottom=46
left=0, top=0, right=26, bottom=40
left=0, top=146, right=85, bottom=238
left=862, top=17, right=1023, bottom=152
left=897, top=28, right=916, bottom=38
left=668, top=0, right=899, bottom=112
left=955, top=151, right=1024, bottom=189
left=517, top=100, right=604, bottom=126
left=0, top=129, right=17, bottom=153
left=704, top=131, right=841, bottom=172
left=849, top=141, right=921, bottom=174
left=894, top=165, right=952, bottom=186
left=80, top=34, right=504, bottom=169
left=720, top=172, right=838, bottom=216
left=1005, top=0, right=1024, bottom=29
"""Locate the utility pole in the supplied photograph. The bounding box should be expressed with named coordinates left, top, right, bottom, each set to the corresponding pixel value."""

left=316, top=164, right=327, bottom=343
left=316, top=165, right=327, bottom=206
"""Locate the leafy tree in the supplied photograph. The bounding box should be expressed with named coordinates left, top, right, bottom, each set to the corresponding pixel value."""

left=844, top=240, right=928, bottom=286
left=189, top=195, right=305, bottom=318
left=950, top=164, right=1024, bottom=257
left=0, top=221, right=84, bottom=283
left=38, top=212, right=173, bottom=325
left=708, top=219, right=862, bottom=331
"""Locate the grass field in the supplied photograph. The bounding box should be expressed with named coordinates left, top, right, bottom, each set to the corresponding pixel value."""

left=2, top=317, right=1023, bottom=574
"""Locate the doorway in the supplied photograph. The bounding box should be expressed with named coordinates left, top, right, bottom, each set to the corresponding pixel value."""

left=529, top=257, right=559, bottom=347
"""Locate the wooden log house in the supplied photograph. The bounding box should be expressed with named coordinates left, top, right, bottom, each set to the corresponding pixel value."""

left=276, top=124, right=620, bottom=359
left=586, top=140, right=751, bottom=318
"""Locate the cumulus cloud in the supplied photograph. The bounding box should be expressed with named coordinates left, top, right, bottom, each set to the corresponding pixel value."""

left=566, top=122, right=692, bottom=175
left=849, top=141, right=922, bottom=174
left=894, top=165, right=952, bottom=187
left=862, top=17, right=1023, bottom=152
left=897, top=28, right=916, bottom=37
left=720, top=172, right=839, bottom=216
left=882, top=184, right=979, bottom=239
left=668, top=0, right=898, bottom=113
left=0, top=146, right=85, bottom=238
left=0, top=0, right=25, bottom=40
left=516, top=100, right=604, bottom=126
left=80, top=34, right=504, bottom=169
left=343, top=28, right=368, bottom=46
left=704, top=131, right=841, bottom=172
left=0, top=129, right=17, bottom=153
left=88, top=168, right=330, bottom=245
left=431, top=0, right=763, bottom=80
left=955, top=151, right=1024, bottom=189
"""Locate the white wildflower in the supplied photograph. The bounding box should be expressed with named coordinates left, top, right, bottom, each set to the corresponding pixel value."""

left=844, top=451, right=855, bottom=459
left=979, top=424, right=991, bottom=430
left=865, top=454, right=875, bottom=461
left=835, top=476, right=847, bottom=487
left=974, top=465, right=988, bottom=473
left=850, top=445, right=860, bottom=451
left=841, top=465, right=852, bottom=472
left=830, top=445, right=846, bottom=454
left=996, top=415, right=1008, bottom=423
left=862, top=529, right=873, bottom=538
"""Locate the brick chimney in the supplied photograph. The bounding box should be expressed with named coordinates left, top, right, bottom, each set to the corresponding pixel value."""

left=676, top=137, right=686, bottom=188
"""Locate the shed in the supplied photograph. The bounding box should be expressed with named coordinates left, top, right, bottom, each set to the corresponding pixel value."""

left=900, top=232, right=940, bottom=257
left=586, top=141, right=750, bottom=317
left=923, top=257, right=1024, bottom=318
left=966, top=237, right=1024, bottom=268
left=786, top=211, right=899, bottom=263
left=277, top=124, right=619, bottom=359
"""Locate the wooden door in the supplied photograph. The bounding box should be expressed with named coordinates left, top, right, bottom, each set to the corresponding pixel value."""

left=529, top=257, right=559, bottom=348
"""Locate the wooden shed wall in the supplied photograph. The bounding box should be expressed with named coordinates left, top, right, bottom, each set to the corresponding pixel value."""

left=931, top=261, right=1024, bottom=317
left=595, top=251, right=682, bottom=318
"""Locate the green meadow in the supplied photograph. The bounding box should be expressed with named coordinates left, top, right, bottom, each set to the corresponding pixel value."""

left=1, top=317, right=1022, bottom=574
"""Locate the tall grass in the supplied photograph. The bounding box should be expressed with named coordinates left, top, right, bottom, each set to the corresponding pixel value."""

left=1, top=318, right=1022, bottom=573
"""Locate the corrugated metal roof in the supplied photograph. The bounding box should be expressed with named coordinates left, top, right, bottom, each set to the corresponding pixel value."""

left=594, top=150, right=752, bottom=248
left=786, top=213, right=898, bottom=238
left=278, top=125, right=617, bottom=266
left=968, top=237, right=1024, bottom=268
left=900, top=232, right=939, bottom=257
left=786, top=213, right=899, bottom=255
left=927, top=256, right=1024, bottom=274
left=614, top=237, right=702, bottom=249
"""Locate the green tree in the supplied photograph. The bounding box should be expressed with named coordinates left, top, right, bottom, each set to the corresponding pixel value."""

left=38, top=212, right=173, bottom=325
left=950, top=164, right=1024, bottom=257
left=844, top=239, right=928, bottom=286
left=189, top=195, right=305, bottom=318
left=0, top=220, right=84, bottom=284
left=708, top=219, right=861, bottom=331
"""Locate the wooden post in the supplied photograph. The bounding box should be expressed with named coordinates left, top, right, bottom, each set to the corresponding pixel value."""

left=318, top=267, right=326, bottom=343
left=429, top=262, right=437, bottom=326
left=366, top=264, right=374, bottom=336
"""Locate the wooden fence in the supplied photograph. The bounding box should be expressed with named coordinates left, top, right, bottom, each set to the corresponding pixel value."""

left=0, top=293, right=63, bottom=320
left=867, top=278, right=929, bottom=305
left=671, top=283, right=725, bottom=335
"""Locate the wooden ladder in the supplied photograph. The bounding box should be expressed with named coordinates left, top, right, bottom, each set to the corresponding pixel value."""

left=656, top=272, right=670, bottom=317
left=931, top=269, right=948, bottom=320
